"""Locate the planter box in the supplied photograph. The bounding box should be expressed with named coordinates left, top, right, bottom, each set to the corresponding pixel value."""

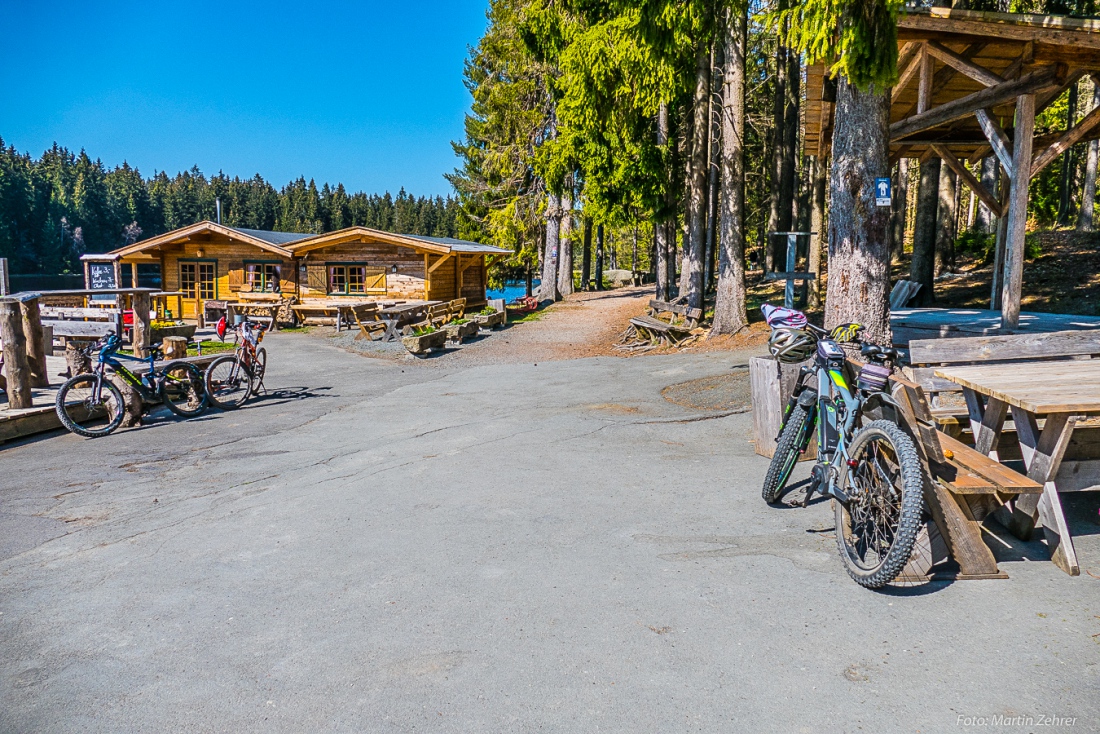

left=402, top=330, right=447, bottom=355
left=472, top=311, right=506, bottom=329
left=443, top=320, right=479, bottom=342
left=150, top=324, right=197, bottom=342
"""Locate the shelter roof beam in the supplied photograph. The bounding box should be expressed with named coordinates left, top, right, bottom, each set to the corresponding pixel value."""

left=931, top=143, right=1004, bottom=217
left=1030, top=103, right=1100, bottom=179
left=924, top=41, right=1005, bottom=87
left=890, top=65, right=1061, bottom=141
left=975, top=108, right=1016, bottom=179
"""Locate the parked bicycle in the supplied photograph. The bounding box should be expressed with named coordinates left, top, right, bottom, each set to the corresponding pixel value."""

left=203, top=316, right=268, bottom=410
left=760, top=305, right=924, bottom=589
left=55, top=332, right=208, bottom=438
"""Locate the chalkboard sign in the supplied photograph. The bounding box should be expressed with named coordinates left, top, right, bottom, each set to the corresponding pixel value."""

left=89, top=262, right=117, bottom=290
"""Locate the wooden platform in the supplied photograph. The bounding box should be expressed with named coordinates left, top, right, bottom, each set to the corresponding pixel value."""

left=891, top=308, right=1100, bottom=346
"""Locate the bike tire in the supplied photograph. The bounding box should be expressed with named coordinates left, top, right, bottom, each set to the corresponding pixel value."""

left=835, top=420, right=924, bottom=589
left=204, top=355, right=254, bottom=410
left=55, top=373, right=126, bottom=438
left=250, top=347, right=267, bottom=396
left=160, top=361, right=208, bottom=417
left=762, top=403, right=813, bottom=504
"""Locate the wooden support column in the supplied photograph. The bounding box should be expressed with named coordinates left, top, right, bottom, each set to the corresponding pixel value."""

left=0, top=299, right=33, bottom=409
left=990, top=167, right=1011, bottom=310
left=132, top=291, right=152, bottom=358
left=19, top=297, right=49, bottom=388
left=1000, top=93, right=1035, bottom=330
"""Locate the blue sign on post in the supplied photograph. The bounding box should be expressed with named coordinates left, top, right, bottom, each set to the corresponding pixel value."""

left=875, top=177, right=892, bottom=206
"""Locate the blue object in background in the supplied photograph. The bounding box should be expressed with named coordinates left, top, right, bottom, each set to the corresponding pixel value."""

left=486, top=280, right=540, bottom=303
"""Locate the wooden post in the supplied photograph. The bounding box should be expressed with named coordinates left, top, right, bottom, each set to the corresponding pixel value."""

left=990, top=168, right=1010, bottom=310
left=19, top=297, right=49, bottom=388
left=0, top=299, right=33, bottom=409
left=132, top=291, right=152, bottom=358
left=750, top=356, right=816, bottom=459
left=1000, top=94, right=1035, bottom=330
left=0, top=258, right=9, bottom=296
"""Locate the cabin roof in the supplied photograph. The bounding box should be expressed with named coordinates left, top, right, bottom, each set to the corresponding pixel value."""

left=111, top=221, right=512, bottom=259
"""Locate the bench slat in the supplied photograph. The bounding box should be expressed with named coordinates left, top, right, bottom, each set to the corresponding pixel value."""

left=909, top=329, right=1100, bottom=366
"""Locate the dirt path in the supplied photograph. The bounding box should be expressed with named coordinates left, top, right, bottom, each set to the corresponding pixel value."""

left=451, top=287, right=651, bottom=364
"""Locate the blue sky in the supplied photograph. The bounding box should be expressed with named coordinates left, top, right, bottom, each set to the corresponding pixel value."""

left=0, top=0, right=489, bottom=197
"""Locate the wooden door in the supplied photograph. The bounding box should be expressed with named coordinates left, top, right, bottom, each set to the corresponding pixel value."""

left=180, top=260, right=217, bottom=319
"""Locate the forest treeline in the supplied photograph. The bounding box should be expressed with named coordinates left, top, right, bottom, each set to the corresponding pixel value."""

left=448, top=0, right=1100, bottom=337
left=0, top=137, right=462, bottom=275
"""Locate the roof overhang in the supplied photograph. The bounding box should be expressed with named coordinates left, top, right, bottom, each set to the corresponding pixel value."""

left=290, top=226, right=460, bottom=256
left=110, top=221, right=295, bottom=259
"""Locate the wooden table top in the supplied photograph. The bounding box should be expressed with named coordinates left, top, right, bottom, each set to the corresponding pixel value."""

left=935, top=361, right=1100, bottom=414
left=378, top=301, right=439, bottom=316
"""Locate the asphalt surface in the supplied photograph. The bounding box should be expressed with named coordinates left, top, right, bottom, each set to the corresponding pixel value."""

left=1, top=333, right=1098, bottom=733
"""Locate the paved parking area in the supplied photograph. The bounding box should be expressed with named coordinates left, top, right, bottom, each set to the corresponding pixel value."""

left=1, top=334, right=1097, bottom=732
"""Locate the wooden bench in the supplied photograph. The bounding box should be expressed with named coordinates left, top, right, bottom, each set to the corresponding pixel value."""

left=647, top=299, right=703, bottom=329
left=351, top=303, right=385, bottom=341
left=628, top=314, right=694, bottom=346
left=40, top=306, right=122, bottom=341
left=906, top=329, right=1100, bottom=436
left=889, top=372, right=1042, bottom=579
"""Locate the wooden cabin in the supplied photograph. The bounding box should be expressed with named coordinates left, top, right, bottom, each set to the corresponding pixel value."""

left=109, top=221, right=510, bottom=320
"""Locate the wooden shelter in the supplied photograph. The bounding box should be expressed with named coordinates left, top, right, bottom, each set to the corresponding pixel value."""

left=805, top=7, right=1100, bottom=329
left=109, top=222, right=510, bottom=319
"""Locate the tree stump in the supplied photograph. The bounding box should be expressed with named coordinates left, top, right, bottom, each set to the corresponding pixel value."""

left=163, top=336, right=188, bottom=360
left=64, top=342, right=92, bottom=379
left=63, top=342, right=142, bottom=426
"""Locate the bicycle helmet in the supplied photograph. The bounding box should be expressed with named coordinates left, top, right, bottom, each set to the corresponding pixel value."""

left=769, top=327, right=817, bottom=364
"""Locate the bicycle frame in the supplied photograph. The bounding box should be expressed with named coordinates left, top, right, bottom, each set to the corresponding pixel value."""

left=87, top=340, right=160, bottom=402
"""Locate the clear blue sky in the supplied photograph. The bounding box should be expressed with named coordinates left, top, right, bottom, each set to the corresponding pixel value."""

left=0, top=0, right=489, bottom=198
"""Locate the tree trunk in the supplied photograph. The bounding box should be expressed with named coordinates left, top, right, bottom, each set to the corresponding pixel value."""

left=1079, top=81, right=1100, bottom=232
left=594, top=224, right=605, bottom=290
left=1057, top=80, right=1080, bottom=226
left=712, top=5, right=748, bottom=335
left=632, top=227, right=639, bottom=275
left=808, top=154, right=827, bottom=308
left=704, top=42, right=723, bottom=294
left=910, top=157, right=941, bottom=306
left=20, top=298, right=49, bottom=388
left=0, top=300, right=33, bottom=409
left=539, top=192, right=561, bottom=301
left=934, top=163, right=958, bottom=276
left=767, top=39, right=788, bottom=272
left=890, top=159, right=909, bottom=263
left=581, top=219, right=592, bottom=290
left=557, top=192, right=574, bottom=295
left=656, top=104, right=672, bottom=300
left=824, top=78, right=892, bottom=346
left=679, top=43, right=711, bottom=310
left=974, top=156, right=998, bottom=233
left=782, top=42, right=800, bottom=230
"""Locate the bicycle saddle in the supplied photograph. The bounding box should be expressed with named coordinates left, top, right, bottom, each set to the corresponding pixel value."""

left=860, top=343, right=899, bottom=362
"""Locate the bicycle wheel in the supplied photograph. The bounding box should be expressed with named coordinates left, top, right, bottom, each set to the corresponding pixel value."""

left=835, top=420, right=924, bottom=589
left=55, top=373, right=126, bottom=438
left=250, top=347, right=267, bottom=396
left=160, top=361, right=208, bottom=417
left=762, top=403, right=814, bottom=504
left=204, top=354, right=254, bottom=410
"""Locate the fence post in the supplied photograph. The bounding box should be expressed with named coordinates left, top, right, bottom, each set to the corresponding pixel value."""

left=132, top=291, right=152, bottom=358
left=0, top=258, right=9, bottom=296
left=20, top=297, right=49, bottom=388
left=0, top=298, right=34, bottom=409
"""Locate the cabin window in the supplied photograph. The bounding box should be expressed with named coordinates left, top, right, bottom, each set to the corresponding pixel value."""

left=180, top=260, right=216, bottom=300
left=245, top=262, right=282, bottom=292
left=328, top=264, right=386, bottom=295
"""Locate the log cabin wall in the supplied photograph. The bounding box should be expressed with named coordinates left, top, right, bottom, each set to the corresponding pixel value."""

left=426, top=254, right=457, bottom=302
left=297, top=241, right=427, bottom=300
left=460, top=257, right=485, bottom=305
left=157, top=236, right=295, bottom=318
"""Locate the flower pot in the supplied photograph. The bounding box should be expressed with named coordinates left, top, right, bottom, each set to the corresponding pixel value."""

left=402, top=330, right=447, bottom=355
left=150, top=324, right=197, bottom=342
left=472, top=311, right=506, bottom=330
left=443, top=320, right=479, bottom=342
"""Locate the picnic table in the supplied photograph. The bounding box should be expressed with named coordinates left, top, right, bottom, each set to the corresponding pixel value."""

left=935, top=360, right=1100, bottom=576
left=377, top=301, right=441, bottom=342
left=226, top=301, right=283, bottom=331
left=290, top=300, right=399, bottom=331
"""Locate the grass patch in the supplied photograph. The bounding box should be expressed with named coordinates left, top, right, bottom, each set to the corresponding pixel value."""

left=509, top=310, right=543, bottom=324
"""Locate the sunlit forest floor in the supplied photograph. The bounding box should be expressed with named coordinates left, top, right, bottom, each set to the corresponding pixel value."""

left=738, top=229, right=1100, bottom=322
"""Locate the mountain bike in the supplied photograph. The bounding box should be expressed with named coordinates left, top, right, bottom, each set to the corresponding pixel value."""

left=55, top=332, right=208, bottom=438
left=203, top=317, right=267, bottom=410
left=760, top=306, right=924, bottom=589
